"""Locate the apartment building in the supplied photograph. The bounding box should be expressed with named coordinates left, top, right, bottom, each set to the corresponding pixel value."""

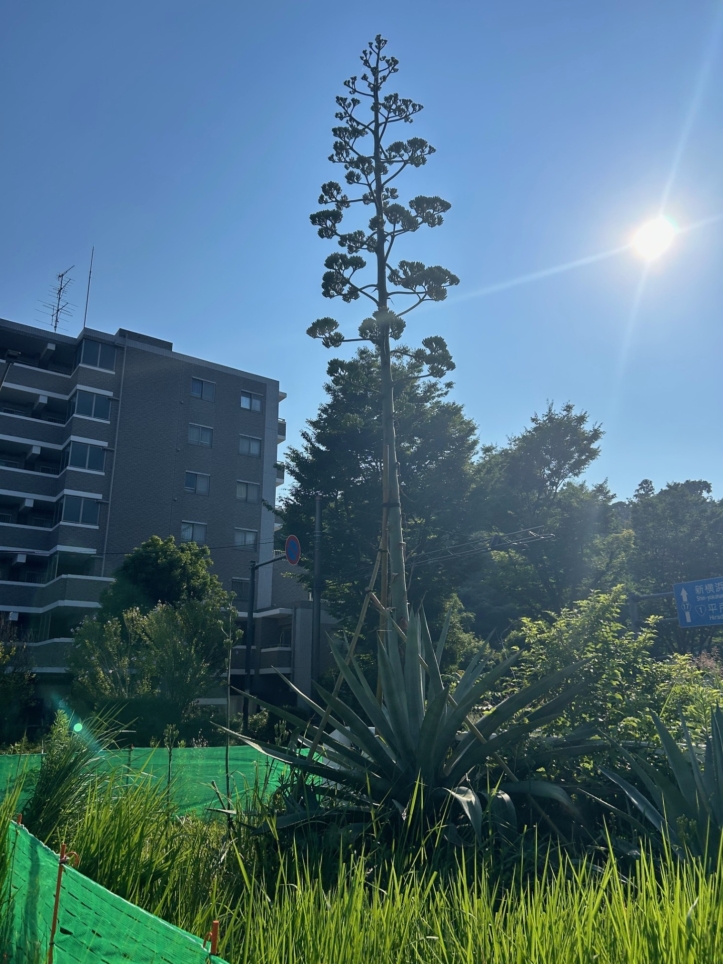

left=0, top=317, right=325, bottom=704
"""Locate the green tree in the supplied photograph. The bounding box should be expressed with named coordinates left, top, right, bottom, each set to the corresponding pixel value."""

left=628, top=479, right=723, bottom=654
left=307, top=35, right=459, bottom=628
left=99, top=535, right=226, bottom=619
left=511, top=588, right=723, bottom=743
left=142, top=600, right=229, bottom=709
left=0, top=619, right=36, bottom=744
left=279, top=347, right=480, bottom=640
left=463, top=404, right=630, bottom=639
left=71, top=535, right=236, bottom=722
left=69, top=609, right=151, bottom=703
left=70, top=599, right=231, bottom=718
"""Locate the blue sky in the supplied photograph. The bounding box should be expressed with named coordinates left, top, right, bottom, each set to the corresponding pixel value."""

left=2, top=1, right=722, bottom=501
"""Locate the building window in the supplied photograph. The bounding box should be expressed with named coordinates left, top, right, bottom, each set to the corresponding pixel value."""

left=234, top=528, right=257, bottom=550
left=240, top=391, right=263, bottom=413
left=188, top=423, right=213, bottom=446
left=62, top=441, right=105, bottom=472
left=61, top=496, right=100, bottom=526
left=231, top=578, right=250, bottom=604
left=70, top=390, right=111, bottom=421
left=181, top=521, right=207, bottom=544
left=238, top=435, right=261, bottom=457
left=191, top=377, right=216, bottom=402
left=236, top=480, right=260, bottom=503
left=185, top=471, right=210, bottom=495
left=77, top=339, right=115, bottom=371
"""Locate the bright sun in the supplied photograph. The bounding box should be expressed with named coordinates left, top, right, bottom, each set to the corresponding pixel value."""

left=631, top=216, right=677, bottom=261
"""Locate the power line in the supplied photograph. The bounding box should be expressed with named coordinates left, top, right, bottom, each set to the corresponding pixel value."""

left=97, top=527, right=552, bottom=584
left=99, top=538, right=282, bottom=558
left=410, top=533, right=550, bottom=570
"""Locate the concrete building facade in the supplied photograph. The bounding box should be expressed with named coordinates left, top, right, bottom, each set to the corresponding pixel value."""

left=0, top=317, right=325, bottom=706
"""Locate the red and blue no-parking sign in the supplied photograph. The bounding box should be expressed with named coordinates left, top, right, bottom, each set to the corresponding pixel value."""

left=285, top=535, right=301, bottom=566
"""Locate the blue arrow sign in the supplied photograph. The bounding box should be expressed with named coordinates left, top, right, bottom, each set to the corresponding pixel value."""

left=673, top=577, right=723, bottom=628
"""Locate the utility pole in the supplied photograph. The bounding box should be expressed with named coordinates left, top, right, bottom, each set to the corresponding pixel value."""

left=312, top=495, right=323, bottom=684
left=243, top=560, right=258, bottom=734
left=241, top=541, right=301, bottom=731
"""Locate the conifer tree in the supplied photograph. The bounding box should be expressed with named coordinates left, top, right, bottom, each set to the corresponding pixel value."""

left=307, top=35, right=459, bottom=627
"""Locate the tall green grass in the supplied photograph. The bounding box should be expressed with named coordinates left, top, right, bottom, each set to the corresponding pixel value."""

left=0, top=782, right=21, bottom=950
left=216, top=850, right=723, bottom=964
left=60, top=768, right=234, bottom=934
left=3, top=748, right=723, bottom=964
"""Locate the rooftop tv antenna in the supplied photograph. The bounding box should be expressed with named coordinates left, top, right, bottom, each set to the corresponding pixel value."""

left=40, top=266, right=75, bottom=332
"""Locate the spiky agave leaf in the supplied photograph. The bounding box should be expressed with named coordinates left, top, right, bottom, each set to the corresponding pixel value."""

left=225, top=608, right=587, bottom=834
left=603, top=708, right=723, bottom=866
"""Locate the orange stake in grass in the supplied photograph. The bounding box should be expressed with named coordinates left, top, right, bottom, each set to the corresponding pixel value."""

left=204, top=920, right=220, bottom=956
left=47, top=843, right=79, bottom=964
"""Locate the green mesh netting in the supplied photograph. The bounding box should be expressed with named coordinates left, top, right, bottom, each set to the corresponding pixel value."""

left=0, top=746, right=286, bottom=816
left=103, top=746, right=286, bottom=814
left=3, top=822, right=228, bottom=963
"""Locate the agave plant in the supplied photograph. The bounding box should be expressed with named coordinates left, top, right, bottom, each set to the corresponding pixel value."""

left=227, top=610, right=587, bottom=837
left=602, top=708, right=723, bottom=866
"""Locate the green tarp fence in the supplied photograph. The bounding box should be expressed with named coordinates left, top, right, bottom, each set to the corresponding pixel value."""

left=0, top=745, right=287, bottom=815
left=2, top=821, right=229, bottom=963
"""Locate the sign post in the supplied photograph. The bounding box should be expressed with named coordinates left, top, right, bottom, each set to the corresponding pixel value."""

left=673, top=577, right=723, bottom=629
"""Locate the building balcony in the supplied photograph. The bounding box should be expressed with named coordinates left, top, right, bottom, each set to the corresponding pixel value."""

left=0, top=493, right=56, bottom=530
left=0, top=419, right=70, bottom=453
left=0, top=580, right=38, bottom=609
left=0, top=549, right=103, bottom=585
left=275, top=464, right=285, bottom=486
left=0, top=436, right=107, bottom=485
left=0, top=339, right=74, bottom=376
left=0, top=361, right=75, bottom=395
left=0, top=382, right=68, bottom=428
left=0, top=426, right=66, bottom=470
left=277, top=418, right=286, bottom=442
left=230, top=645, right=292, bottom=676
left=0, top=513, right=102, bottom=553
left=0, top=463, right=64, bottom=498
left=34, top=573, right=109, bottom=608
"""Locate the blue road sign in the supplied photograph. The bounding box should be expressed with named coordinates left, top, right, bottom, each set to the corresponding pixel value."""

left=285, top=534, right=301, bottom=566
left=673, top=577, right=723, bottom=628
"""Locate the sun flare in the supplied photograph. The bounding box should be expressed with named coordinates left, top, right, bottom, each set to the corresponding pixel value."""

left=631, top=217, right=677, bottom=261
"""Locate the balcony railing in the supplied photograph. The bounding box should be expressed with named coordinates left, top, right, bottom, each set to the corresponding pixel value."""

left=277, top=418, right=286, bottom=441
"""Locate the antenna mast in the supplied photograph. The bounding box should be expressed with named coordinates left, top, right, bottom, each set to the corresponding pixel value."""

left=41, top=266, right=75, bottom=333
left=82, top=247, right=94, bottom=328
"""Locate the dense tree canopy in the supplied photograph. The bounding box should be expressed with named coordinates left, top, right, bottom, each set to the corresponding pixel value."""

left=99, top=535, right=227, bottom=620
left=510, top=588, right=723, bottom=744
left=626, top=479, right=723, bottom=654
left=282, top=375, right=723, bottom=661
left=461, top=404, right=630, bottom=640
left=70, top=599, right=231, bottom=715
left=279, top=348, right=480, bottom=635
left=71, top=535, right=236, bottom=724
left=628, top=479, right=723, bottom=591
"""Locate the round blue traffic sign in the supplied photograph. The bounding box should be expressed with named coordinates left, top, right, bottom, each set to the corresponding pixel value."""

left=285, top=535, right=301, bottom=566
